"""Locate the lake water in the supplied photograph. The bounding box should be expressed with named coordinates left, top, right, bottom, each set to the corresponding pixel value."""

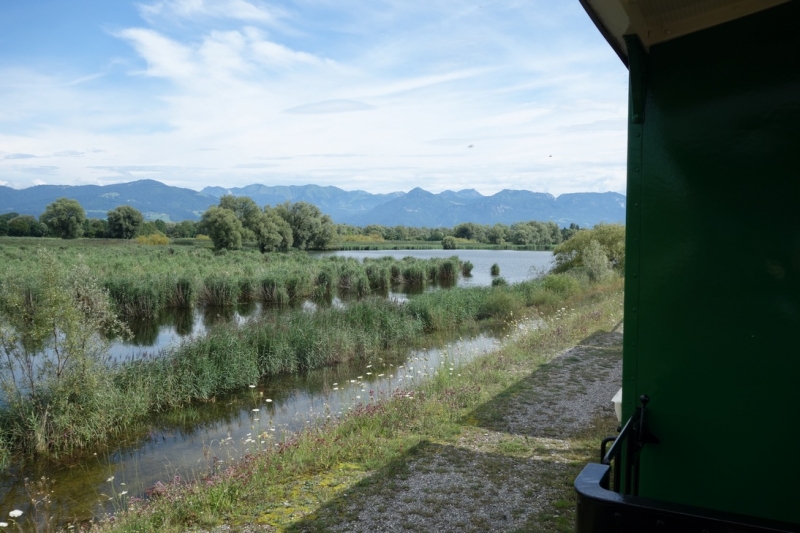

left=315, top=249, right=554, bottom=287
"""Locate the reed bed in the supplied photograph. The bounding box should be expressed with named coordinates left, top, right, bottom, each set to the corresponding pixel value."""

left=0, top=245, right=469, bottom=319
left=113, top=274, right=584, bottom=414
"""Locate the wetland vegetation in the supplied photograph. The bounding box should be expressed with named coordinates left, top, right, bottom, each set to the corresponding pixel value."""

left=0, top=223, right=624, bottom=530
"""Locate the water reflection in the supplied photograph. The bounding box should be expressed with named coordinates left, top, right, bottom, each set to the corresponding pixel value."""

left=0, top=326, right=506, bottom=529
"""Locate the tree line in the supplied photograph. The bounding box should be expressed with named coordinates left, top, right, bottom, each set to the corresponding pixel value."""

left=0, top=196, right=584, bottom=249
left=336, top=220, right=582, bottom=246
left=0, top=197, right=336, bottom=251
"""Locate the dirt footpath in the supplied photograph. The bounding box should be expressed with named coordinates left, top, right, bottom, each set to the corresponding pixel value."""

left=288, top=329, right=623, bottom=533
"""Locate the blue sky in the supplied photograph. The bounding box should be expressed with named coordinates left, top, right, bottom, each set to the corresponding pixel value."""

left=0, top=0, right=628, bottom=195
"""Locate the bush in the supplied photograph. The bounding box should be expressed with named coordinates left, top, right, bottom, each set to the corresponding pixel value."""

left=490, top=263, right=500, bottom=276
left=481, top=289, right=523, bottom=319
left=134, top=232, right=170, bottom=245
left=552, top=223, right=625, bottom=275
left=0, top=250, right=133, bottom=459
left=491, top=276, right=508, bottom=286
left=542, top=273, right=582, bottom=297
left=583, top=239, right=612, bottom=282
left=442, top=236, right=457, bottom=250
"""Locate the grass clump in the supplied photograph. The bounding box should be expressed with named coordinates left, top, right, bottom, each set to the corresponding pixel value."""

left=0, top=250, right=137, bottom=462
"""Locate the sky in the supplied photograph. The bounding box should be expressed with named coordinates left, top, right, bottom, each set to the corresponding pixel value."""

left=0, top=0, right=628, bottom=196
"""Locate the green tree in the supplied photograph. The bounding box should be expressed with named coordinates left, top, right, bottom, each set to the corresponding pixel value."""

left=0, top=213, right=19, bottom=236
left=487, top=223, right=508, bottom=245
left=546, top=221, right=563, bottom=245
left=82, top=218, right=108, bottom=238
left=442, top=236, right=457, bottom=249
left=582, top=239, right=612, bottom=282
left=168, top=220, right=198, bottom=238
left=561, top=223, right=582, bottom=241
left=218, top=196, right=261, bottom=241
left=107, top=205, right=144, bottom=239
left=428, top=229, right=445, bottom=241
left=200, top=206, right=244, bottom=250
left=453, top=222, right=486, bottom=242
left=254, top=207, right=293, bottom=252
left=552, top=223, right=625, bottom=274
left=7, top=215, right=48, bottom=237
left=363, top=224, right=388, bottom=239
left=137, top=221, right=160, bottom=236
left=276, top=201, right=335, bottom=250
left=40, top=198, right=85, bottom=239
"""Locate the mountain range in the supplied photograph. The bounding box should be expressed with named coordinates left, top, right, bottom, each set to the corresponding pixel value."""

left=0, top=180, right=625, bottom=228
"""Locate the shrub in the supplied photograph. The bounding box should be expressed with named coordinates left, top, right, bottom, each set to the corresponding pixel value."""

left=0, top=250, right=134, bottom=459
left=481, top=289, right=524, bottom=319
left=582, top=239, right=613, bottom=282
left=552, top=223, right=625, bottom=274
left=491, top=276, right=507, bottom=286
left=542, top=273, right=582, bottom=297
left=442, top=236, right=457, bottom=250
left=134, top=232, right=170, bottom=245
left=490, top=263, right=500, bottom=276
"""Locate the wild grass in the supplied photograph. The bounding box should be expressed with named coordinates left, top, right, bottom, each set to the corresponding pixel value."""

left=0, top=244, right=472, bottom=319
left=91, top=279, right=623, bottom=533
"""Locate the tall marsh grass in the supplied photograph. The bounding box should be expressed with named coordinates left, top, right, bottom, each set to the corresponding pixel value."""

left=0, top=246, right=472, bottom=319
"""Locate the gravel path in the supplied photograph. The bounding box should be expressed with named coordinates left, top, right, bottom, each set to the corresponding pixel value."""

left=288, top=328, right=624, bottom=533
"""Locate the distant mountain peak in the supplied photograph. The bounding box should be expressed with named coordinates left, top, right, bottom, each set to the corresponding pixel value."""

left=1, top=180, right=625, bottom=227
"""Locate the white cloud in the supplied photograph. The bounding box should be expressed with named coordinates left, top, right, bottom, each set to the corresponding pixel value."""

left=139, top=0, right=279, bottom=24
left=116, top=28, right=197, bottom=79
left=283, top=100, right=375, bottom=114
left=250, top=39, right=325, bottom=68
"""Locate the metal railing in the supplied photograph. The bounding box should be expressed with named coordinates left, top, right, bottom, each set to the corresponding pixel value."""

left=597, top=394, right=658, bottom=495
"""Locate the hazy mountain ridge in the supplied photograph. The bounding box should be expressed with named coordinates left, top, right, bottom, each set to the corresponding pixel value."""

left=0, top=180, right=625, bottom=227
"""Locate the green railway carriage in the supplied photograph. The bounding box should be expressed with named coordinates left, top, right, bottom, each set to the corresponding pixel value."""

left=573, top=1, right=800, bottom=531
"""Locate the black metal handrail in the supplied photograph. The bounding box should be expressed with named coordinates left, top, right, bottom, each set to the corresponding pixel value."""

left=597, top=394, right=658, bottom=495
